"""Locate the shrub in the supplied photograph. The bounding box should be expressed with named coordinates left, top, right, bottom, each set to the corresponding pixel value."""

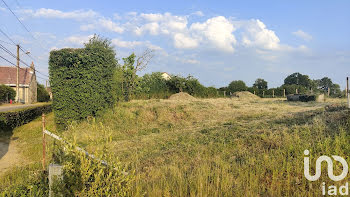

left=49, top=35, right=117, bottom=130
left=227, top=80, right=247, bottom=93
left=0, top=84, right=16, bottom=103
left=51, top=135, right=134, bottom=196
left=0, top=104, right=52, bottom=131
left=37, top=83, right=50, bottom=102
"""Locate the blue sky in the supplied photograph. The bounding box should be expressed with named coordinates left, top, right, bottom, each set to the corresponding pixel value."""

left=0, top=0, right=349, bottom=88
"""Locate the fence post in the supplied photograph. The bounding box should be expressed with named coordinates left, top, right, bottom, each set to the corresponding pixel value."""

left=296, top=88, right=298, bottom=94
left=283, top=89, right=286, bottom=97
left=263, top=91, right=265, bottom=98
left=328, top=88, right=330, bottom=97
left=42, top=113, right=46, bottom=171
left=272, top=90, right=275, bottom=98
left=253, top=90, right=256, bottom=95
left=223, top=91, right=226, bottom=97
left=49, top=164, right=63, bottom=197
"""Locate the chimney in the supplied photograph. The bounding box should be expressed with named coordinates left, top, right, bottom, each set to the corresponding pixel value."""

left=30, top=62, right=35, bottom=74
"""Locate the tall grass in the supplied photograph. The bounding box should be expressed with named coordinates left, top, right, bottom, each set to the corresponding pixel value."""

left=58, top=98, right=349, bottom=196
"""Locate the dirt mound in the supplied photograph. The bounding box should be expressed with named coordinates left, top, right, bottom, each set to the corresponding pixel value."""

left=231, top=91, right=260, bottom=99
left=169, top=92, right=196, bottom=101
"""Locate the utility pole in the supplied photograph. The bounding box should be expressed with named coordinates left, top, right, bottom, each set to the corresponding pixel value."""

left=16, top=44, right=19, bottom=103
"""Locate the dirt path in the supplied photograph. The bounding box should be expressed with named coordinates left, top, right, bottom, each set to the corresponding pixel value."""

left=0, top=137, right=22, bottom=176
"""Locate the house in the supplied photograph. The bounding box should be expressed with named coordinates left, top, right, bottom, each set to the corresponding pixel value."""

left=0, top=63, right=37, bottom=104
left=161, top=72, right=171, bottom=80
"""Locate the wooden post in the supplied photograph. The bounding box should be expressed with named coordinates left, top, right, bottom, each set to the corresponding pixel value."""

left=296, top=88, right=298, bottom=94
left=283, top=89, right=286, bottom=97
left=263, top=91, right=265, bottom=98
left=347, top=77, right=350, bottom=108
left=223, top=91, right=226, bottom=97
left=311, top=88, right=313, bottom=94
left=42, top=113, right=46, bottom=171
left=253, top=90, right=256, bottom=95
left=272, top=90, right=275, bottom=98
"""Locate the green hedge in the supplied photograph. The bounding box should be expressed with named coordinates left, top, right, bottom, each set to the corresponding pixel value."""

left=49, top=36, right=117, bottom=130
left=0, top=104, right=52, bottom=131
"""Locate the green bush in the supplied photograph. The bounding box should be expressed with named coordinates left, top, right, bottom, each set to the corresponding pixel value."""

left=49, top=35, right=117, bottom=130
left=0, top=104, right=52, bottom=131
left=227, top=80, right=247, bottom=93
left=0, top=84, right=16, bottom=103
left=37, top=83, right=50, bottom=102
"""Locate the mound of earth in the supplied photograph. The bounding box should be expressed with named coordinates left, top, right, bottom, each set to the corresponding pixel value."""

left=231, top=91, right=260, bottom=99
left=169, top=92, right=196, bottom=100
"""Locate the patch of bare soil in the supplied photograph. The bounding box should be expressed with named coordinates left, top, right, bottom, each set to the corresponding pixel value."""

left=0, top=137, right=22, bottom=175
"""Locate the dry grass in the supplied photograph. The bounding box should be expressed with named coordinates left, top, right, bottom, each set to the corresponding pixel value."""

left=60, top=97, right=349, bottom=196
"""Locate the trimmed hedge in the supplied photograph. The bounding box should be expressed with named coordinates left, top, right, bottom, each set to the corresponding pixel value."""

left=49, top=37, right=117, bottom=130
left=0, top=104, right=52, bottom=131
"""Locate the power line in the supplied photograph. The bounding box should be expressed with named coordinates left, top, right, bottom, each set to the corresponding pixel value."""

left=0, top=39, right=15, bottom=46
left=1, top=0, right=32, bottom=37
left=1, top=0, right=45, bottom=62
left=0, top=28, right=16, bottom=45
left=0, top=55, right=48, bottom=81
left=0, top=43, right=49, bottom=78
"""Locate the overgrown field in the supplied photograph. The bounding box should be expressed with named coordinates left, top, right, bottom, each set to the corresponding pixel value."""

left=63, top=97, right=349, bottom=196
left=1, top=97, right=349, bottom=196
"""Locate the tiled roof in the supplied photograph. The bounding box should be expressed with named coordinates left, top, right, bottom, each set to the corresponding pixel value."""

left=0, top=66, right=34, bottom=85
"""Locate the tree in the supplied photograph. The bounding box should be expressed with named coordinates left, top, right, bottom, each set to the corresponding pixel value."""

left=37, top=83, right=50, bottom=102
left=316, top=77, right=333, bottom=92
left=0, top=85, right=16, bottom=103
left=227, top=80, right=247, bottom=93
left=253, top=78, right=268, bottom=90
left=118, top=49, right=154, bottom=101
left=284, top=72, right=311, bottom=88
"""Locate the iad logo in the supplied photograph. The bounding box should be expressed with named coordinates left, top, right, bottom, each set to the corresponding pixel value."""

left=304, top=150, right=349, bottom=196
left=304, top=150, right=348, bottom=181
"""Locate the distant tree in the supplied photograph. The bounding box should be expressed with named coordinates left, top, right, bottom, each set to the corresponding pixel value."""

left=284, top=72, right=312, bottom=88
left=37, top=83, right=50, bottom=102
left=316, top=77, right=333, bottom=92
left=227, top=80, right=247, bottom=93
left=253, top=78, right=268, bottom=90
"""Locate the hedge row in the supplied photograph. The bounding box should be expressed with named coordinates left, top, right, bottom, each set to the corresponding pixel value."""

left=0, top=104, right=52, bottom=131
left=49, top=37, right=117, bottom=130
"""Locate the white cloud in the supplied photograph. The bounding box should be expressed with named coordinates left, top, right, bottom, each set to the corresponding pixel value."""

left=292, top=30, right=312, bottom=41
left=173, top=33, right=198, bottom=49
left=192, top=11, right=204, bottom=17
left=176, top=57, right=200, bottom=64
left=64, top=35, right=94, bottom=45
left=111, top=38, right=143, bottom=48
left=242, top=19, right=280, bottom=50
left=191, top=16, right=237, bottom=52
left=22, top=8, right=98, bottom=20
left=111, top=38, right=162, bottom=51
left=80, top=18, right=124, bottom=33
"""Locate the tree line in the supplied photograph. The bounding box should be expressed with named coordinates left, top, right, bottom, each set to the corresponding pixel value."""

left=219, top=73, right=343, bottom=98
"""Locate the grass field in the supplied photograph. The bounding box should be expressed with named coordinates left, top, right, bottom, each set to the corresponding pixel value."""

left=1, top=97, right=349, bottom=196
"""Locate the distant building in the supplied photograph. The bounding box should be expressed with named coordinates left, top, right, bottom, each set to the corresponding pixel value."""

left=161, top=72, right=171, bottom=80
left=0, top=64, right=37, bottom=104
